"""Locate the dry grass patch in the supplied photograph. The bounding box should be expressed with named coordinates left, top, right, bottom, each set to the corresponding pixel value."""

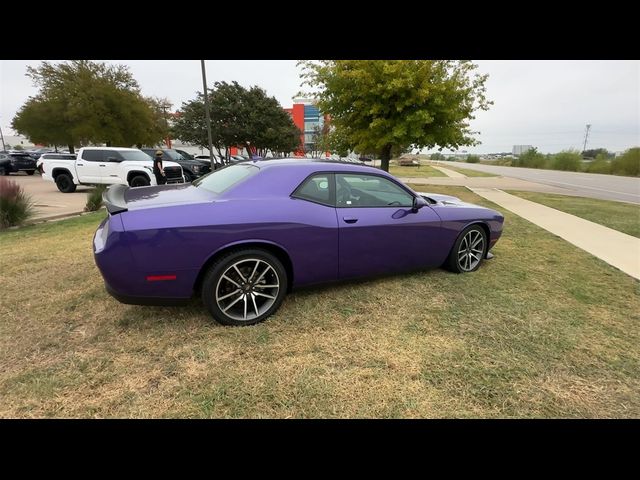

left=1, top=187, right=638, bottom=418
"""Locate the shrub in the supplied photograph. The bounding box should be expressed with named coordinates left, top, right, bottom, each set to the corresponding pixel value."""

left=466, top=155, right=480, bottom=163
left=550, top=150, right=582, bottom=171
left=0, top=177, right=35, bottom=228
left=610, top=147, right=640, bottom=176
left=585, top=154, right=612, bottom=174
left=85, top=185, right=108, bottom=212
left=514, top=148, right=546, bottom=168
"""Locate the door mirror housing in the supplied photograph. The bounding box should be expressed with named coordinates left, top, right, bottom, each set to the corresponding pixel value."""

left=412, top=195, right=429, bottom=212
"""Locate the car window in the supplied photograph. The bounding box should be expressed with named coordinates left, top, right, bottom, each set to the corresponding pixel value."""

left=192, top=164, right=259, bottom=194
left=336, top=173, right=413, bottom=208
left=82, top=150, right=105, bottom=162
left=118, top=150, right=153, bottom=162
left=292, top=174, right=333, bottom=206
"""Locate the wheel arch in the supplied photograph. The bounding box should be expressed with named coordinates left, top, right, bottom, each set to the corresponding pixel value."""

left=193, top=240, right=294, bottom=295
left=127, top=171, right=151, bottom=184
left=459, top=221, right=491, bottom=257
left=52, top=167, right=73, bottom=180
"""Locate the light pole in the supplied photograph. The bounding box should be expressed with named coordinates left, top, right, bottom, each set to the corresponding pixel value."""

left=0, top=124, right=6, bottom=151
left=200, top=60, right=216, bottom=168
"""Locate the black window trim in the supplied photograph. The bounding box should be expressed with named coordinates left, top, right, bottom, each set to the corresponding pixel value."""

left=335, top=171, right=417, bottom=209
left=290, top=172, right=336, bottom=208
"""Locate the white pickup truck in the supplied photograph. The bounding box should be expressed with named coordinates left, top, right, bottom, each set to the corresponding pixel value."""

left=40, top=147, right=185, bottom=193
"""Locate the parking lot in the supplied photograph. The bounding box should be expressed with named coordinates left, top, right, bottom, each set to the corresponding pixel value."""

left=5, top=172, right=93, bottom=221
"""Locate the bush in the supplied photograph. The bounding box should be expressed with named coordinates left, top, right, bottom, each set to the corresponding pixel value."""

left=0, top=177, right=35, bottom=228
left=610, top=148, right=640, bottom=176
left=466, top=155, right=480, bottom=163
left=514, top=148, right=546, bottom=168
left=85, top=185, right=108, bottom=212
left=550, top=150, right=582, bottom=171
left=585, top=154, right=612, bottom=174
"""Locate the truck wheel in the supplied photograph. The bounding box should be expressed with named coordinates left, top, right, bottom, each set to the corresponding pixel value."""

left=129, top=175, right=150, bottom=187
left=26, top=170, right=35, bottom=175
left=55, top=173, right=77, bottom=193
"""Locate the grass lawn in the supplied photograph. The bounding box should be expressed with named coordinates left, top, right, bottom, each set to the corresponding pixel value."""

left=1, top=188, right=638, bottom=418
left=389, top=165, right=446, bottom=178
left=437, top=164, right=498, bottom=177
left=506, top=190, right=640, bottom=238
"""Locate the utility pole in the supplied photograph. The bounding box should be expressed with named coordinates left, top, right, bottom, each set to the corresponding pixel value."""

left=200, top=60, right=216, bottom=169
left=0, top=124, right=6, bottom=151
left=582, top=124, right=591, bottom=153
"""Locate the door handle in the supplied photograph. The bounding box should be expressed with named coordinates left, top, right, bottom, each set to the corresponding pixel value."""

left=99, top=164, right=106, bottom=167
left=77, top=163, right=84, bottom=166
left=343, top=216, right=358, bottom=224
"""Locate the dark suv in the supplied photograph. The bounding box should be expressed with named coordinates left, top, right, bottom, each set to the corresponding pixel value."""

left=140, top=148, right=211, bottom=182
left=0, top=152, right=37, bottom=175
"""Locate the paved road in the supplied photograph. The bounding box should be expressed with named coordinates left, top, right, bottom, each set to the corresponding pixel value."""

left=431, top=162, right=640, bottom=204
left=3, top=173, right=92, bottom=221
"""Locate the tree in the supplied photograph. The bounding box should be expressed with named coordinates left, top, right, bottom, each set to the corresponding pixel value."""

left=430, top=152, right=445, bottom=161
left=582, top=148, right=612, bottom=159
left=172, top=81, right=301, bottom=160
left=12, top=60, right=166, bottom=153
left=298, top=60, right=491, bottom=171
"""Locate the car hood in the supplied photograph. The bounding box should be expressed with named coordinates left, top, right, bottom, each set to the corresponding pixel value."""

left=104, top=183, right=215, bottom=213
left=418, top=192, right=485, bottom=209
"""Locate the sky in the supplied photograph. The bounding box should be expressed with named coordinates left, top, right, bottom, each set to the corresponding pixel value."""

left=1, top=60, right=638, bottom=154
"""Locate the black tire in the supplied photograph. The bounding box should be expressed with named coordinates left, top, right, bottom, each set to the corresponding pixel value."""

left=445, top=224, right=487, bottom=273
left=26, top=170, right=35, bottom=175
left=201, top=249, right=288, bottom=326
left=184, top=172, right=194, bottom=183
left=129, top=175, right=150, bottom=187
left=0, top=167, right=6, bottom=176
left=55, top=173, right=77, bottom=193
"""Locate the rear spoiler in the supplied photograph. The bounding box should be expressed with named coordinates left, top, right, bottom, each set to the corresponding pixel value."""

left=103, top=184, right=128, bottom=214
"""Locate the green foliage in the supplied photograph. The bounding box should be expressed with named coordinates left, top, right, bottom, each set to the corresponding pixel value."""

left=298, top=60, right=491, bottom=171
left=610, top=147, right=640, bottom=176
left=12, top=61, right=166, bottom=151
left=85, top=185, right=108, bottom=212
left=0, top=177, right=35, bottom=228
left=466, top=154, right=480, bottom=163
left=430, top=152, right=445, bottom=161
left=582, top=148, right=612, bottom=159
left=172, top=82, right=301, bottom=159
left=513, top=147, right=546, bottom=168
left=550, top=150, right=582, bottom=171
left=584, top=154, right=611, bottom=174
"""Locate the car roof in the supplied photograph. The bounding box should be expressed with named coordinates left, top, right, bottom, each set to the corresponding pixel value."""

left=244, top=157, right=372, bottom=171
left=81, top=147, right=142, bottom=151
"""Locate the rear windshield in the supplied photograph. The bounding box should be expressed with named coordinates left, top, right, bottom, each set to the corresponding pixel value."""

left=192, top=164, right=258, bottom=194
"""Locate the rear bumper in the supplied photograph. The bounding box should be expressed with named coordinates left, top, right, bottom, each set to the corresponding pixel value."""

left=105, top=282, right=190, bottom=306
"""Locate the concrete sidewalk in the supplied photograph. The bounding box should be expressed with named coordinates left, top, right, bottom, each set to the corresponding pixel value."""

left=469, top=188, right=640, bottom=281
left=431, top=166, right=466, bottom=178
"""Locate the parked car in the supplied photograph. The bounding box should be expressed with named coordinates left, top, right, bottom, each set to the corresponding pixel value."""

left=25, top=147, right=56, bottom=160
left=174, top=149, right=195, bottom=160
left=194, top=154, right=225, bottom=168
left=140, top=148, right=211, bottom=182
left=40, top=147, right=185, bottom=193
left=94, top=158, right=504, bottom=326
left=0, top=152, right=37, bottom=175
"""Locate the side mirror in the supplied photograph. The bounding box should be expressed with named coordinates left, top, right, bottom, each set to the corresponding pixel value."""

left=412, top=195, right=429, bottom=213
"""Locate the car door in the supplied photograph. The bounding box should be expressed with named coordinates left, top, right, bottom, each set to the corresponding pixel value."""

left=78, top=149, right=106, bottom=183
left=101, top=150, right=124, bottom=183
left=336, top=172, right=443, bottom=280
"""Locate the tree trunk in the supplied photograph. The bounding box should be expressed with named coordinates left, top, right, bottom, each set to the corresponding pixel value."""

left=68, top=145, right=75, bottom=154
left=380, top=144, right=393, bottom=172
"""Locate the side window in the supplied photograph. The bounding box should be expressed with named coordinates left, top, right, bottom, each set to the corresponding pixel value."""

left=82, top=150, right=105, bottom=162
left=336, top=173, right=414, bottom=208
left=292, top=173, right=334, bottom=206
left=104, top=151, right=123, bottom=162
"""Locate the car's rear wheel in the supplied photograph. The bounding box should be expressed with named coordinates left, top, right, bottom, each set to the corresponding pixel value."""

left=445, top=225, right=487, bottom=273
left=202, top=249, right=288, bottom=326
left=55, top=173, right=77, bottom=193
left=129, top=175, right=150, bottom=187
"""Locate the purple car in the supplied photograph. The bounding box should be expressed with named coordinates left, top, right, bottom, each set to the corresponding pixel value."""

left=94, top=159, right=504, bottom=326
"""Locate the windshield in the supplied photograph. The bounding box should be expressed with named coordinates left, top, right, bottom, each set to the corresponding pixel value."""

left=162, top=149, right=186, bottom=161
left=192, top=164, right=259, bottom=194
left=120, top=150, right=157, bottom=162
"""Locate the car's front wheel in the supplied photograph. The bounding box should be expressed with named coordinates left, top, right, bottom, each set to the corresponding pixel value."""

left=202, top=249, right=288, bottom=326
left=445, top=225, right=487, bottom=273
left=129, top=175, right=150, bottom=187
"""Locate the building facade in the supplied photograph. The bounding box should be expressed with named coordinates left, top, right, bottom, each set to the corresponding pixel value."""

left=512, top=145, right=534, bottom=155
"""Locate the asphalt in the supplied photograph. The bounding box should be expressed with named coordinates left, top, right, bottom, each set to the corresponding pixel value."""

left=430, top=161, right=640, bottom=204
left=4, top=172, right=92, bottom=221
